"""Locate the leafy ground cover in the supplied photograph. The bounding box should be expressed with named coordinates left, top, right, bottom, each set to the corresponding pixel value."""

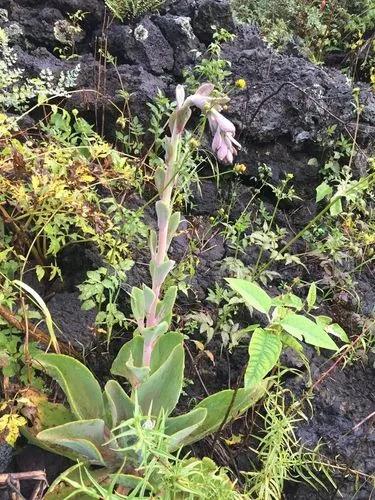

left=0, top=0, right=374, bottom=498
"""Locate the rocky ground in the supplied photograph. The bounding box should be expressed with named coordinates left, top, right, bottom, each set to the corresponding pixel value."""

left=0, top=0, right=374, bottom=498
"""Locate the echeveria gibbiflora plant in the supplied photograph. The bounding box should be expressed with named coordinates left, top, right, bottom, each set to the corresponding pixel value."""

left=27, top=85, right=269, bottom=489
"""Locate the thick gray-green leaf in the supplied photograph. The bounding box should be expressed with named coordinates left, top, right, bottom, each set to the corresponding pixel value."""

left=137, top=344, right=184, bottom=416
left=130, top=287, right=145, bottom=323
left=156, top=286, right=177, bottom=326
left=155, top=200, right=170, bottom=227
left=185, top=380, right=268, bottom=445
left=37, top=419, right=106, bottom=465
left=154, top=166, right=166, bottom=197
left=280, top=313, right=338, bottom=350
left=245, top=328, right=282, bottom=387
left=150, top=259, right=175, bottom=288
left=150, top=331, right=183, bottom=373
left=226, top=278, right=272, bottom=314
left=111, top=335, right=144, bottom=380
left=32, top=353, right=104, bottom=420
left=104, top=380, right=135, bottom=427
left=165, top=408, right=207, bottom=451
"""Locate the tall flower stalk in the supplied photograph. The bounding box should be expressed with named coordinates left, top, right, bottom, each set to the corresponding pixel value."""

left=130, top=84, right=240, bottom=368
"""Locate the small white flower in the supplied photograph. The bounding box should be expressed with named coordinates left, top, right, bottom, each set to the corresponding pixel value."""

left=134, top=24, right=149, bottom=42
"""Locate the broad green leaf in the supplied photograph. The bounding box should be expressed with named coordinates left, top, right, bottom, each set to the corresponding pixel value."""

left=185, top=381, right=268, bottom=446
left=325, top=323, right=349, bottom=343
left=142, top=321, right=169, bottom=346
left=280, top=314, right=338, bottom=350
left=226, top=278, right=272, bottom=314
left=137, top=344, right=184, bottom=416
left=165, top=408, right=207, bottom=451
left=150, top=331, right=183, bottom=373
left=273, top=293, right=303, bottom=310
left=306, top=283, right=317, bottom=311
left=245, top=328, right=282, bottom=387
left=316, top=181, right=332, bottom=202
left=330, top=197, right=342, bottom=216
left=32, top=353, right=104, bottom=420
left=104, top=380, right=134, bottom=427
left=143, top=285, right=156, bottom=315
left=37, top=419, right=106, bottom=465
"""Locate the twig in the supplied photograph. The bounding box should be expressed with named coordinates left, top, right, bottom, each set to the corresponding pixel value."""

left=186, top=344, right=210, bottom=397
left=352, top=411, right=375, bottom=432
left=0, top=304, right=77, bottom=357
left=210, top=362, right=248, bottom=454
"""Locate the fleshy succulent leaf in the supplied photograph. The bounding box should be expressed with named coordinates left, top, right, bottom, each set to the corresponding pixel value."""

left=137, top=344, right=184, bottom=417
left=32, top=353, right=104, bottom=420
left=111, top=335, right=144, bottom=381
left=184, top=380, right=268, bottom=445
left=37, top=419, right=107, bottom=465
left=165, top=407, right=207, bottom=451
left=104, top=380, right=135, bottom=428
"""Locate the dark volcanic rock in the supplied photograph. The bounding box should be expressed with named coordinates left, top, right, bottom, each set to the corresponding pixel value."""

left=106, top=17, right=174, bottom=75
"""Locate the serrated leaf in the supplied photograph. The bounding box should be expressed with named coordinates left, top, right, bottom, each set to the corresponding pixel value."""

left=226, top=278, right=272, bottom=314
left=35, top=265, right=45, bottom=281
left=32, top=353, right=104, bottom=420
left=280, top=313, right=338, bottom=350
left=245, top=328, right=282, bottom=387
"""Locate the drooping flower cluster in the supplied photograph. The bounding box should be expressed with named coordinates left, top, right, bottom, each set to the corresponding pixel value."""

left=170, top=83, right=241, bottom=164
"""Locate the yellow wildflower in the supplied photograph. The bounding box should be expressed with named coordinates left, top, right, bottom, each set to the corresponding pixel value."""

left=235, top=79, right=247, bottom=90
left=233, top=163, right=247, bottom=174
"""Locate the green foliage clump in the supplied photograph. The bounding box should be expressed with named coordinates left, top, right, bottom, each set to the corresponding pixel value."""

left=105, top=0, right=164, bottom=20
left=231, top=0, right=375, bottom=75
left=0, top=27, right=80, bottom=111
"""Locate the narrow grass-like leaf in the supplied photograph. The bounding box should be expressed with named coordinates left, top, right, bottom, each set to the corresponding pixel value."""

left=13, top=280, right=59, bottom=353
